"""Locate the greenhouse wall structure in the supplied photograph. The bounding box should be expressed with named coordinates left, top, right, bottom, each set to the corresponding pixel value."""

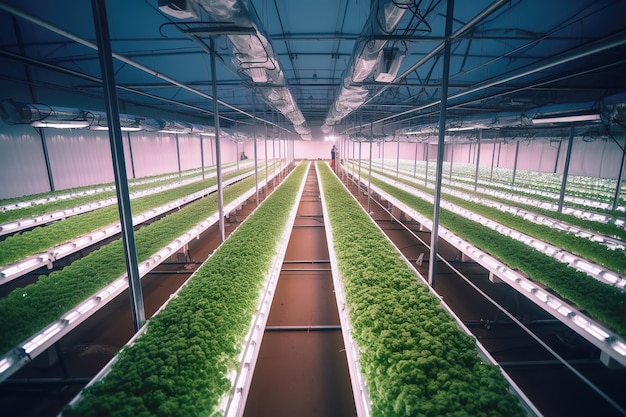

left=0, top=1, right=625, bottom=416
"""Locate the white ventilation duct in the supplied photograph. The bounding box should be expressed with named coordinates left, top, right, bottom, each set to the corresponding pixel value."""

left=162, top=0, right=311, bottom=139
left=0, top=100, right=228, bottom=136
left=321, top=0, right=413, bottom=133
left=394, top=96, right=626, bottom=138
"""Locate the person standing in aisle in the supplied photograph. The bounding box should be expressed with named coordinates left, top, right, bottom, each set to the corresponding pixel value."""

left=330, top=144, right=337, bottom=170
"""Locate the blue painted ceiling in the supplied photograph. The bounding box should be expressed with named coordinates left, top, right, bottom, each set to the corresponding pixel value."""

left=1, top=0, right=625, bottom=141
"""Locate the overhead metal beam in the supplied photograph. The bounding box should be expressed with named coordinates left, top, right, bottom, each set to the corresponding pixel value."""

left=0, top=2, right=287, bottom=130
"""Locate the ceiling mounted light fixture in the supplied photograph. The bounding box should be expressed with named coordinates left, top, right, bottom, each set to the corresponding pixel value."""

left=30, top=120, right=90, bottom=129
left=531, top=114, right=601, bottom=124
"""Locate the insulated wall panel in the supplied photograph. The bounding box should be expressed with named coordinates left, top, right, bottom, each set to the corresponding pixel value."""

left=515, top=139, right=560, bottom=172
left=129, top=134, right=179, bottom=177
left=46, top=130, right=114, bottom=190
left=0, top=124, right=50, bottom=199
left=178, top=135, right=202, bottom=171
left=558, top=138, right=624, bottom=179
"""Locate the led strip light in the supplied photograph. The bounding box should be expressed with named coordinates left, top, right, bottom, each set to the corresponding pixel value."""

left=0, top=162, right=254, bottom=236
left=349, top=161, right=626, bottom=290
left=0, top=170, right=256, bottom=285
left=0, top=169, right=280, bottom=383
left=347, top=169, right=626, bottom=368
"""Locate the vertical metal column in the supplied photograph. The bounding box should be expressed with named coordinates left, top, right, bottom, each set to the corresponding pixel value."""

left=210, top=37, right=225, bottom=242
left=512, top=140, right=520, bottom=185
left=558, top=127, right=575, bottom=213
left=13, top=17, right=55, bottom=192
left=413, top=140, right=418, bottom=176
left=253, top=106, right=259, bottom=205
left=424, top=143, right=429, bottom=186
left=264, top=111, right=268, bottom=185
left=126, top=131, right=136, bottom=179
left=612, top=138, right=625, bottom=211
left=554, top=139, right=563, bottom=174
left=358, top=140, right=362, bottom=189
left=428, top=0, right=454, bottom=288
left=368, top=123, right=374, bottom=214
left=38, top=130, right=55, bottom=192
left=200, top=134, right=205, bottom=180
left=474, top=129, right=482, bottom=191
left=278, top=135, right=282, bottom=179
left=381, top=137, right=386, bottom=172
left=175, top=133, right=182, bottom=176
left=272, top=135, right=276, bottom=184
left=497, top=141, right=502, bottom=168
left=91, top=0, right=145, bottom=331
left=396, top=135, right=400, bottom=177
left=236, top=140, right=240, bottom=170
left=449, top=143, right=454, bottom=184
left=490, top=141, right=496, bottom=181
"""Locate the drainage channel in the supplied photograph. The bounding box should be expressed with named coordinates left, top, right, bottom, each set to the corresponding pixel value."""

left=243, top=164, right=357, bottom=417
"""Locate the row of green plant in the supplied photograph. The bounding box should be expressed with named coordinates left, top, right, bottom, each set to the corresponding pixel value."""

left=0, top=166, right=260, bottom=266
left=0, top=165, right=220, bottom=223
left=0, top=167, right=269, bottom=354
left=370, top=166, right=626, bottom=274
left=379, top=159, right=625, bottom=217
left=62, top=162, right=307, bottom=417
left=319, top=162, right=525, bottom=417
left=363, top=172, right=626, bottom=338
left=449, top=173, right=624, bottom=217
left=430, top=159, right=618, bottom=196
left=360, top=161, right=626, bottom=242
left=377, top=158, right=619, bottom=197
left=440, top=177, right=626, bottom=242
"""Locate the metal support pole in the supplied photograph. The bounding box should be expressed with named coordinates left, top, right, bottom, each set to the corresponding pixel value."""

left=200, top=134, right=205, bottom=180
left=612, top=138, right=626, bottom=211
left=449, top=142, right=454, bottom=184
left=272, top=135, right=276, bottom=184
left=428, top=0, right=454, bottom=289
left=352, top=140, right=355, bottom=170
left=558, top=127, right=575, bottom=213
left=512, top=140, right=520, bottom=185
left=210, top=37, right=225, bottom=242
left=497, top=141, right=502, bottom=168
left=381, top=137, right=386, bottom=172
left=264, top=112, right=268, bottom=185
left=554, top=139, right=563, bottom=174
left=396, top=135, right=400, bottom=177
left=126, top=131, right=136, bottom=179
left=278, top=135, right=282, bottom=178
left=413, top=140, right=418, bottom=177
left=474, top=129, right=482, bottom=192
left=175, top=133, right=181, bottom=176
left=424, top=143, right=429, bottom=186
left=92, top=0, right=145, bottom=331
left=368, top=123, right=374, bottom=214
left=236, top=140, right=240, bottom=170
left=358, top=140, right=362, bottom=189
left=253, top=106, right=259, bottom=205
left=37, top=129, right=55, bottom=192
left=490, top=141, right=496, bottom=181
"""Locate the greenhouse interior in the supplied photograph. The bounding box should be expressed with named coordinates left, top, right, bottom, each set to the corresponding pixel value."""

left=0, top=0, right=625, bottom=416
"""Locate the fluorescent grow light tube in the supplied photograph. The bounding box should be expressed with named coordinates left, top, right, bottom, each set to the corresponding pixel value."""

left=531, top=114, right=601, bottom=124
left=31, top=120, right=90, bottom=129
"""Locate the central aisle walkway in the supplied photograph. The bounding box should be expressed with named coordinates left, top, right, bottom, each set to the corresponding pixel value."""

left=243, top=164, right=357, bottom=417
